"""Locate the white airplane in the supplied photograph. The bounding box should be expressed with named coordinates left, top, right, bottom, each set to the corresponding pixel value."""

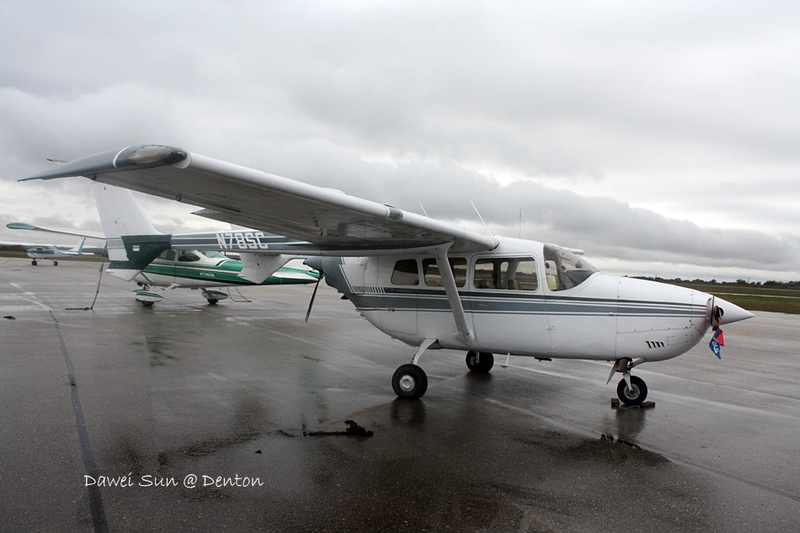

left=3, top=222, right=105, bottom=265
left=22, top=145, right=755, bottom=406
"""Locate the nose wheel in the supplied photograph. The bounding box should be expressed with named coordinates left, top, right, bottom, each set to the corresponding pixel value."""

left=608, top=358, right=648, bottom=406
left=617, top=375, right=648, bottom=406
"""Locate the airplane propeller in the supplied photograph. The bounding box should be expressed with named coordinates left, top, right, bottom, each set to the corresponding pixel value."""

left=708, top=298, right=725, bottom=358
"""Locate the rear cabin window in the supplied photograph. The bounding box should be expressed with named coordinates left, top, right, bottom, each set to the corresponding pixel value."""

left=422, top=258, right=467, bottom=287
left=391, top=259, right=420, bottom=285
left=474, top=258, right=539, bottom=291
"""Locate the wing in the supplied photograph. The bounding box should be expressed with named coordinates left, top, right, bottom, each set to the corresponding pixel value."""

left=21, top=145, right=497, bottom=254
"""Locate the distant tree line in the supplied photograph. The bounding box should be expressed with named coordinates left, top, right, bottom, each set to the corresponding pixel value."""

left=634, top=276, right=800, bottom=289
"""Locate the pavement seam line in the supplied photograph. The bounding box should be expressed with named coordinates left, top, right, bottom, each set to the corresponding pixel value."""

left=49, top=311, right=110, bottom=533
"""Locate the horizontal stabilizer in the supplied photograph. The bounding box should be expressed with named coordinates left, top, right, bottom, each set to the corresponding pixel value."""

left=6, top=222, right=104, bottom=241
left=239, top=253, right=291, bottom=284
left=109, top=269, right=145, bottom=282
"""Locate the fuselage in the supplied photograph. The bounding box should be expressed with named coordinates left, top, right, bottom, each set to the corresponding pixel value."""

left=316, top=237, right=750, bottom=363
left=134, top=249, right=319, bottom=289
left=26, top=246, right=75, bottom=260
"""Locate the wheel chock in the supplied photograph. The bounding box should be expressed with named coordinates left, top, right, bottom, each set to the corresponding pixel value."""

left=611, top=399, right=655, bottom=410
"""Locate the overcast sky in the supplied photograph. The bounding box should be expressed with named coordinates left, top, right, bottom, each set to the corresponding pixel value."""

left=2, top=1, right=798, bottom=281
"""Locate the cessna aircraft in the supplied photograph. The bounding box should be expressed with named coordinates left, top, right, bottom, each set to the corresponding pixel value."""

left=10, top=186, right=321, bottom=306
left=22, top=145, right=755, bottom=405
left=3, top=222, right=105, bottom=265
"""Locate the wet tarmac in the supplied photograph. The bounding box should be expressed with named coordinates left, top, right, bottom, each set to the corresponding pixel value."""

left=1, top=258, right=799, bottom=532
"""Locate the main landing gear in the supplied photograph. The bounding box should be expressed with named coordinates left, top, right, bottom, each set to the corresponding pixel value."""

left=392, top=364, right=428, bottom=399
left=466, top=351, right=494, bottom=372
left=391, top=344, right=497, bottom=399
left=608, top=357, right=648, bottom=406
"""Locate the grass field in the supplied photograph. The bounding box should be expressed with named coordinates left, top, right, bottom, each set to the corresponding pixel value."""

left=657, top=280, right=800, bottom=315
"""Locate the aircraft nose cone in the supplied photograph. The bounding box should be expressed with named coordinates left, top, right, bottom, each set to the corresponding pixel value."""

left=715, top=297, right=755, bottom=324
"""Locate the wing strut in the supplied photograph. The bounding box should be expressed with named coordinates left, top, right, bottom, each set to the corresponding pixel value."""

left=433, top=243, right=477, bottom=349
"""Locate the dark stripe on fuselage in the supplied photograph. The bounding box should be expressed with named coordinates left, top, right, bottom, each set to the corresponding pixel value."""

left=346, top=287, right=704, bottom=318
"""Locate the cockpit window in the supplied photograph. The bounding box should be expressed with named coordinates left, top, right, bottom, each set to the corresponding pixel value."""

left=177, top=251, right=200, bottom=262
left=543, top=245, right=597, bottom=291
left=158, top=249, right=176, bottom=261
left=197, top=250, right=227, bottom=259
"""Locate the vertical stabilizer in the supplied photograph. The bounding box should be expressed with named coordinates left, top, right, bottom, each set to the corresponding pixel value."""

left=68, top=238, right=86, bottom=253
left=93, top=183, right=171, bottom=280
left=93, top=183, right=159, bottom=238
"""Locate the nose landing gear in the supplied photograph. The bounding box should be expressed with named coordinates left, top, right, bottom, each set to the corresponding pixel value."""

left=608, top=357, right=648, bottom=406
left=617, top=375, right=648, bottom=406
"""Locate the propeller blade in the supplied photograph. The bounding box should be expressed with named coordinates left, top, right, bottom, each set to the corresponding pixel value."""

left=304, top=275, right=322, bottom=323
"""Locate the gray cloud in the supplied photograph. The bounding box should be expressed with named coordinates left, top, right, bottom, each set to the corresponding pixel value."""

left=1, top=1, right=798, bottom=280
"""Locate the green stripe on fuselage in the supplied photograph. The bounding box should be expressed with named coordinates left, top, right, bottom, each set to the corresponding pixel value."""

left=143, top=259, right=319, bottom=286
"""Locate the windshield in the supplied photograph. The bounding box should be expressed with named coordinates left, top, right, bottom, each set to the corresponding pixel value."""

left=197, top=250, right=228, bottom=259
left=543, top=245, right=597, bottom=291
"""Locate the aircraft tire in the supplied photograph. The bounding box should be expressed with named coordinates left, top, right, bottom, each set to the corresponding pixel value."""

left=617, top=376, right=648, bottom=406
left=141, top=301, right=154, bottom=308
left=206, top=299, right=219, bottom=305
left=53, top=261, right=58, bottom=266
left=31, top=260, right=37, bottom=266
left=466, top=351, right=494, bottom=372
left=392, top=364, right=428, bottom=399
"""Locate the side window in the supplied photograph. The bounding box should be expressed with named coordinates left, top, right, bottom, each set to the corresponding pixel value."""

left=177, top=251, right=200, bottom=262
left=391, top=259, right=419, bottom=286
left=158, top=249, right=176, bottom=261
left=474, top=260, right=496, bottom=288
left=473, top=258, right=538, bottom=291
left=422, top=258, right=467, bottom=287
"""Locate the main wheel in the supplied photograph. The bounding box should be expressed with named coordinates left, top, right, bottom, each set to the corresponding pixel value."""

left=617, top=375, right=648, bottom=406
left=206, top=298, right=219, bottom=305
left=466, top=351, right=494, bottom=373
left=141, top=301, right=154, bottom=308
left=53, top=261, right=58, bottom=266
left=31, top=260, right=37, bottom=266
left=392, top=364, right=428, bottom=399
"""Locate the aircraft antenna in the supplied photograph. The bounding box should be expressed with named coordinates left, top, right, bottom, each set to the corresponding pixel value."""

left=471, top=201, right=493, bottom=237
left=419, top=202, right=429, bottom=217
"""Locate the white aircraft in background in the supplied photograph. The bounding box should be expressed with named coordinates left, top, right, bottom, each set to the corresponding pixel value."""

left=3, top=222, right=105, bottom=265
left=22, top=145, right=754, bottom=406
left=10, top=185, right=321, bottom=306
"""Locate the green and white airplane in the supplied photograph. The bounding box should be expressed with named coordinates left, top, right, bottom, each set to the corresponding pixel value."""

left=9, top=183, right=321, bottom=306
left=129, top=248, right=319, bottom=306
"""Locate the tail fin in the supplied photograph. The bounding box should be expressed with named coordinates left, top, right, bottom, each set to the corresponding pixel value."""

left=93, top=183, right=171, bottom=280
left=67, top=238, right=86, bottom=254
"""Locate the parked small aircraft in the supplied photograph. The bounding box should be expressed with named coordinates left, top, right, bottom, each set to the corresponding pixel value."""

left=10, top=185, right=321, bottom=306
left=22, top=145, right=755, bottom=405
left=3, top=222, right=105, bottom=265
left=93, top=182, right=321, bottom=305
